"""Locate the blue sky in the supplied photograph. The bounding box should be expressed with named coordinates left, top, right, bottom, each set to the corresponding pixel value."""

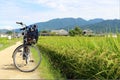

left=0, top=0, right=119, bottom=29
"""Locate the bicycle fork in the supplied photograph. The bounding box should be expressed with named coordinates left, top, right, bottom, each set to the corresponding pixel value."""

left=23, top=46, right=30, bottom=64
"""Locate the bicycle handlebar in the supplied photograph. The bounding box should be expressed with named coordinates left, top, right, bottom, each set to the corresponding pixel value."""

left=16, top=22, right=23, bottom=25
left=16, top=22, right=27, bottom=31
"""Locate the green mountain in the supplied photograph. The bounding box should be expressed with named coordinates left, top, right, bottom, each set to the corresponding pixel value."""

left=35, top=18, right=120, bottom=33
left=1, top=18, right=119, bottom=34
left=0, top=29, right=9, bottom=34
left=82, top=19, right=120, bottom=33
left=35, top=18, right=104, bottom=30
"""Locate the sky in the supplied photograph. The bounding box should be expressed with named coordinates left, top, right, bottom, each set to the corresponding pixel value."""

left=0, top=0, right=120, bottom=29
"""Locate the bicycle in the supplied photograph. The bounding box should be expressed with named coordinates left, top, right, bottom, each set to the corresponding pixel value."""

left=12, top=22, right=42, bottom=72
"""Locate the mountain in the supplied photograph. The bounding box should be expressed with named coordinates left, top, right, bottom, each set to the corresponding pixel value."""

left=0, top=29, right=9, bottom=33
left=35, top=18, right=104, bottom=31
left=1, top=18, right=118, bottom=34
left=14, top=28, right=21, bottom=33
left=35, top=18, right=120, bottom=33
left=0, top=29, right=21, bottom=34
left=88, top=18, right=104, bottom=24
left=35, top=18, right=87, bottom=30
left=82, top=19, right=120, bottom=33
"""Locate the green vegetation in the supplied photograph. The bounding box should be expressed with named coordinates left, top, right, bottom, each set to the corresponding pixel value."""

left=0, top=38, right=20, bottom=50
left=69, top=26, right=82, bottom=36
left=38, top=36, right=120, bottom=79
left=37, top=53, right=64, bottom=79
left=6, top=30, right=13, bottom=35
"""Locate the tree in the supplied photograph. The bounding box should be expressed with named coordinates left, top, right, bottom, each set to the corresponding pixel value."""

left=69, top=26, right=82, bottom=36
left=41, top=30, right=48, bottom=33
left=40, top=30, right=50, bottom=36
left=6, top=31, right=13, bottom=35
left=69, top=30, right=75, bottom=36
left=74, top=27, right=82, bottom=36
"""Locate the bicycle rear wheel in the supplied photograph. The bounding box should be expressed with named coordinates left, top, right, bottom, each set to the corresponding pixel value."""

left=13, top=44, right=42, bottom=72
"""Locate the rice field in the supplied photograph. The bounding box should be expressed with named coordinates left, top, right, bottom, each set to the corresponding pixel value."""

left=37, top=36, right=120, bottom=79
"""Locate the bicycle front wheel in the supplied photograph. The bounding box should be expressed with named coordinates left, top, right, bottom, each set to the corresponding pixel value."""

left=13, top=44, right=42, bottom=72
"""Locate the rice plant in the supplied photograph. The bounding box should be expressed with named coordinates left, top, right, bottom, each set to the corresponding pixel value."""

left=38, top=36, right=120, bottom=79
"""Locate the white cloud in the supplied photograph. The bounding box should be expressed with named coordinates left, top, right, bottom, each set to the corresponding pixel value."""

left=34, top=0, right=119, bottom=12
left=0, top=0, right=119, bottom=29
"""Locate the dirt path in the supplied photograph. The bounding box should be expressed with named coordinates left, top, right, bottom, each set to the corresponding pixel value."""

left=0, top=42, right=40, bottom=79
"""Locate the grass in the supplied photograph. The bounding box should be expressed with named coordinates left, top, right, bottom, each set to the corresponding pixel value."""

left=30, top=44, right=64, bottom=79
left=0, top=37, right=21, bottom=51
left=37, top=36, right=120, bottom=79
left=37, top=46, right=65, bottom=79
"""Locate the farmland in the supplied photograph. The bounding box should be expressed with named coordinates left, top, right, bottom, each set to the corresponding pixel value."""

left=0, top=38, right=20, bottom=51
left=38, top=36, right=120, bottom=79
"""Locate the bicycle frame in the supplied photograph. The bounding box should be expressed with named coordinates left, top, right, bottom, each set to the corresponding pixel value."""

left=16, top=22, right=30, bottom=60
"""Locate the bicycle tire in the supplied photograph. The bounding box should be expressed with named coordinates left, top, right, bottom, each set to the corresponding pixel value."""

left=12, top=44, right=42, bottom=72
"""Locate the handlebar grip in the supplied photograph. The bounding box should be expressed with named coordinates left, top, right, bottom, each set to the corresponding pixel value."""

left=16, top=22, right=23, bottom=25
left=20, top=27, right=26, bottom=30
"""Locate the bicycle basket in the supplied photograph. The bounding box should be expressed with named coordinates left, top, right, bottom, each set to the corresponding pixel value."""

left=27, top=25, right=39, bottom=44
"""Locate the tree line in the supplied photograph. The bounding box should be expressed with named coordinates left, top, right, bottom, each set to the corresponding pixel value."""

left=40, top=26, right=86, bottom=36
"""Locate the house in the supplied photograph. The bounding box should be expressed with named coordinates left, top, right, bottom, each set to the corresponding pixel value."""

left=0, top=34, right=8, bottom=38
left=83, top=29, right=94, bottom=36
left=51, top=29, right=69, bottom=36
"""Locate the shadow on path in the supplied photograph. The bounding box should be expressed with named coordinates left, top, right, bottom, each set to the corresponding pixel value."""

left=1, top=64, right=17, bottom=71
